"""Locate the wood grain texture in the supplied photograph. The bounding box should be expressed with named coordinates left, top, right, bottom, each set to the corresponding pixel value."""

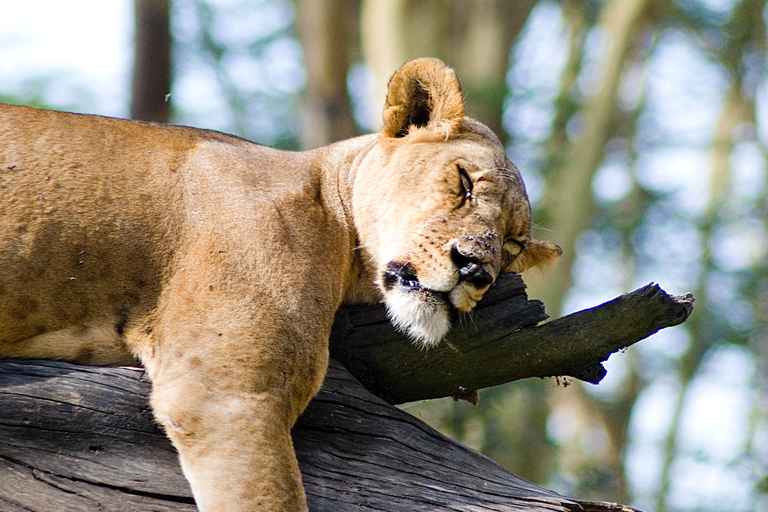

left=0, top=359, right=639, bottom=512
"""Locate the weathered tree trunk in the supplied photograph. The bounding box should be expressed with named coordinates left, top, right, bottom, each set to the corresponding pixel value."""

left=332, top=273, right=694, bottom=404
left=0, top=359, right=638, bottom=512
left=0, top=275, right=692, bottom=511
left=131, top=0, right=172, bottom=123
left=295, top=0, right=359, bottom=148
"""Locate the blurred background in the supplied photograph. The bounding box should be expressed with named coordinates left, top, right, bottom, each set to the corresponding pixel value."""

left=1, top=1, right=766, bottom=510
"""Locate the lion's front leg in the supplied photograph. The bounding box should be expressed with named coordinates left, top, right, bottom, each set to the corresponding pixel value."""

left=136, top=273, right=331, bottom=511
left=150, top=378, right=309, bottom=511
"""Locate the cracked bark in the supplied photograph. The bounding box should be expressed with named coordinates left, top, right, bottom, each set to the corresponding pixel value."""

left=0, top=274, right=692, bottom=511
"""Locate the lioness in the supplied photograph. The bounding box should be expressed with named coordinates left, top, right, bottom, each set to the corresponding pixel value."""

left=0, top=59, right=560, bottom=511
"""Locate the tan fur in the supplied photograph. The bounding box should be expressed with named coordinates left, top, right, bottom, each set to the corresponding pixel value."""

left=0, top=59, right=560, bottom=511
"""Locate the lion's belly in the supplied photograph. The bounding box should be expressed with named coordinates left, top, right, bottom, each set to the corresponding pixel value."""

left=0, top=240, right=158, bottom=365
left=0, top=185, right=169, bottom=366
left=0, top=219, right=163, bottom=364
left=0, top=321, right=136, bottom=365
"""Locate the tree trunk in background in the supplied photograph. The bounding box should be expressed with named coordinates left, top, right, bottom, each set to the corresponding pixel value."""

left=655, top=1, right=763, bottom=508
left=360, top=0, right=536, bottom=142
left=295, top=0, right=358, bottom=149
left=526, top=2, right=650, bottom=503
left=525, top=0, right=658, bottom=502
left=533, top=0, right=653, bottom=317
left=131, top=0, right=172, bottom=123
left=452, top=0, right=536, bottom=139
left=360, top=0, right=414, bottom=117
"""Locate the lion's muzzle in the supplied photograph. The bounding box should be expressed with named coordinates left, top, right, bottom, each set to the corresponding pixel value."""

left=380, top=261, right=451, bottom=348
left=381, top=247, right=497, bottom=348
left=450, top=245, right=494, bottom=289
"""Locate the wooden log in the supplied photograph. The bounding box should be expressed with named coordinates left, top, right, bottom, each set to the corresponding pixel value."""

left=332, top=273, right=695, bottom=403
left=0, top=359, right=637, bottom=512
left=0, top=278, right=692, bottom=511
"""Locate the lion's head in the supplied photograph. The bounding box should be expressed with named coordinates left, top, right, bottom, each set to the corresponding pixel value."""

left=350, top=59, right=561, bottom=348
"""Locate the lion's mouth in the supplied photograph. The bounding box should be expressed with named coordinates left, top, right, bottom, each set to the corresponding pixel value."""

left=381, top=261, right=455, bottom=348
left=383, top=262, right=453, bottom=301
left=383, top=262, right=424, bottom=291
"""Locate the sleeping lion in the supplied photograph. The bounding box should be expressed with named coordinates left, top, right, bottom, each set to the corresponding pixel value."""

left=0, top=58, right=560, bottom=511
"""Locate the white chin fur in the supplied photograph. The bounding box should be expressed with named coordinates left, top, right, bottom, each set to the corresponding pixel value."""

left=384, top=288, right=451, bottom=348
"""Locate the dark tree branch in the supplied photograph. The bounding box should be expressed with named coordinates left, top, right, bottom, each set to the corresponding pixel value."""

left=0, top=359, right=638, bottom=512
left=332, top=273, right=694, bottom=404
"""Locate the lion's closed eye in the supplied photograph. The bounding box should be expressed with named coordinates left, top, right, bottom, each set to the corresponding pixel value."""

left=503, top=238, right=525, bottom=257
left=457, top=164, right=473, bottom=203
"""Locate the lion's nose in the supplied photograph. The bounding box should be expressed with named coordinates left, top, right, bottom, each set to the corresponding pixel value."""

left=450, top=246, right=494, bottom=288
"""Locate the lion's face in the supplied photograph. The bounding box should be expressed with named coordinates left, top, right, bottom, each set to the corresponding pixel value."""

left=351, top=60, right=561, bottom=348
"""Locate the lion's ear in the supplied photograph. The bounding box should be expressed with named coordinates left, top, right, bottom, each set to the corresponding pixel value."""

left=381, top=58, right=464, bottom=141
left=507, top=238, right=563, bottom=274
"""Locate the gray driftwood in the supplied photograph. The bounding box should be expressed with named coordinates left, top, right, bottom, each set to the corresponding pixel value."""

left=0, top=274, right=693, bottom=511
